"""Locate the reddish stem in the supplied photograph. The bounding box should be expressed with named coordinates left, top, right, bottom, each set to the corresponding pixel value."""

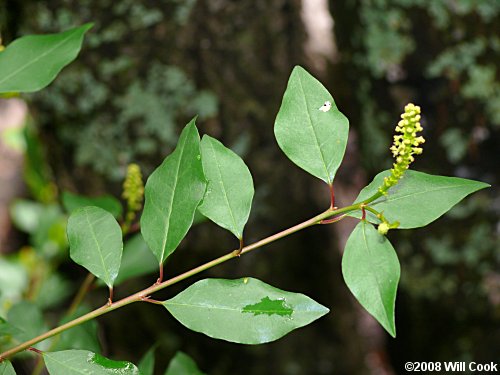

left=361, top=206, right=366, bottom=220
left=156, top=263, right=164, bottom=284
left=107, top=287, right=114, bottom=306
left=28, top=347, right=43, bottom=355
left=320, top=214, right=346, bottom=225
left=234, top=238, right=244, bottom=256
left=329, top=184, right=336, bottom=209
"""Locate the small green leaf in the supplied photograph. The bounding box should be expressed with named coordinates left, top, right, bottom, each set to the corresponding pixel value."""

left=141, top=120, right=206, bottom=264
left=198, top=135, right=254, bottom=239
left=164, top=351, right=205, bottom=375
left=352, top=170, right=490, bottom=228
left=138, top=346, right=156, bottom=375
left=62, top=191, right=123, bottom=219
left=0, top=24, right=93, bottom=93
left=163, top=278, right=329, bottom=344
left=43, top=350, right=139, bottom=375
left=342, top=221, right=400, bottom=337
left=67, top=206, right=123, bottom=289
left=0, top=361, right=16, bottom=375
left=274, top=66, right=349, bottom=185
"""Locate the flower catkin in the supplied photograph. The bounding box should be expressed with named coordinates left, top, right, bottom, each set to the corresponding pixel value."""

left=378, top=103, right=425, bottom=195
left=122, top=163, right=144, bottom=215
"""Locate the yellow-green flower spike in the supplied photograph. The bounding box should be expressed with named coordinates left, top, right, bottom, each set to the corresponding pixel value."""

left=122, top=163, right=144, bottom=217
left=379, top=103, right=425, bottom=195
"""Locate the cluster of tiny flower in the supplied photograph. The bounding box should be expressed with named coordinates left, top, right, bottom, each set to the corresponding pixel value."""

left=378, top=103, right=425, bottom=195
left=122, top=163, right=144, bottom=215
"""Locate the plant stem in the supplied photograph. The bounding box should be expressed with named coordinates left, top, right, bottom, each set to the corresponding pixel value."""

left=67, top=273, right=95, bottom=317
left=0, top=202, right=365, bottom=362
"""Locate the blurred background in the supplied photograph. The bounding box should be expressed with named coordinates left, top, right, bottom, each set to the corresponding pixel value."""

left=0, top=0, right=498, bottom=374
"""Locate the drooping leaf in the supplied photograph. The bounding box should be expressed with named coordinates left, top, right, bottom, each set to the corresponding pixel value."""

left=163, top=278, right=329, bottom=344
left=0, top=24, right=93, bottom=93
left=43, top=350, right=139, bottom=375
left=7, top=301, right=47, bottom=345
left=0, top=360, right=16, bottom=375
left=164, top=352, right=205, bottom=375
left=62, top=191, right=122, bottom=219
left=342, top=221, right=400, bottom=337
left=274, top=66, right=349, bottom=185
left=138, top=346, right=156, bottom=375
left=55, top=305, right=101, bottom=353
left=198, top=135, right=254, bottom=239
left=351, top=170, right=490, bottom=228
left=141, top=120, right=206, bottom=264
left=67, top=206, right=123, bottom=289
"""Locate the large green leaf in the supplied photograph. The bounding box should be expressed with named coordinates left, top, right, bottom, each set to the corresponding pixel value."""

left=274, top=66, right=349, bottom=185
left=163, top=278, right=329, bottom=344
left=198, top=135, right=254, bottom=239
left=141, top=120, right=206, bottom=264
left=67, top=206, right=123, bottom=289
left=0, top=24, right=92, bottom=93
left=43, top=350, right=139, bottom=375
left=7, top=302, right=47, bottom=346
left=164, top=352, right=205, bottom=375
left=55, top=305, right=101, bottom=353
left=342, top=221, right=400, bottom=337
left=62, top=191, right=122, bottom=219
left=352, top=170, right=490, bottom=228
left=0, top=361, right=16, bottom=375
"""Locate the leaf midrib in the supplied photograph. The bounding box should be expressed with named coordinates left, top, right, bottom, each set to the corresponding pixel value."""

left=159, top=131, right=188, bottom=262
left=85, top=210, right=111, bottom=285
left=0, top=28, right=78, bottom=87
left=208, top=140, right=240, bottom=238
left=165, top=301, right=315, bottom=315
left=297, top=75, right=331, bottom=185
left=361, top=224, right=391, bottom=326
left=374, top=182, right=481, bottom=206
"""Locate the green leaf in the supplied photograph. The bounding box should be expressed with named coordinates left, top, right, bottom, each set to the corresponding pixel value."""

left=55, top=306, right=101, bottom=353
left=141, top=120, right=206, bottom=264
left=164, top=352, right=205, bottom=375
left=163, top=278, right=329, bottom=344
left=138, top=346, right=156, bottom=375
left=0, top=361, right=16, bottom=375
left=0, top=24, right=93, bottom=93
left=342, top=221, right=400, bottom=337
left=198, top=135, right=254, bottom=239
left=274, top=66, right=349, bottom=185
left=62, top=191, right=123, bottom=219
left=9, top=199, right=44, bottom=234
left=67, top=206, right=123, bottom=289
left=43, top=350, right=139, bottom=375
left=7, top=301, right=47, bottom=345
left=352, top=170, right=490, bottom=228
left=114, top=234, right=158, bottom=285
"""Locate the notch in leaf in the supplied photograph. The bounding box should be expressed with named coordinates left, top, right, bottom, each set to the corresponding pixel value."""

left=140, top=120, right=206, bottom=279
left=43, top=350, right=140, bottom=375
left=163, top=278, right=329, bottom=344
left=198, top=135, right=254, bottom=251
left=274, top=66, right=349, bottom=190
left=67, top=206, right=123, bottom=301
